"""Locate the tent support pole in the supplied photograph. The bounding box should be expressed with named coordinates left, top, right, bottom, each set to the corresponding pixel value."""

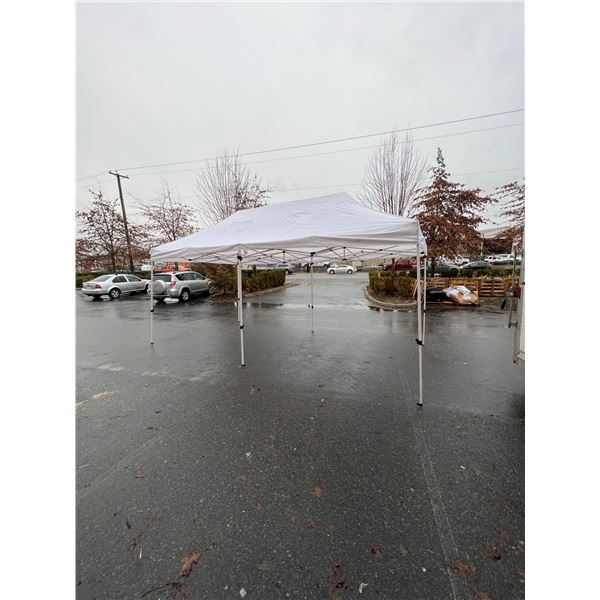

left=237, top=254, right=245, bottom=366
left=416, top=247, right=423, bottom=406
left=422, top=255, right=427, bottom=344
left=150, top=262, right=154, bottom=345
left=310, top=252, right=315, bottom=333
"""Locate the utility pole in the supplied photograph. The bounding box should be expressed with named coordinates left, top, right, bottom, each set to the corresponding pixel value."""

left=109, top=171, right=135, bottom=272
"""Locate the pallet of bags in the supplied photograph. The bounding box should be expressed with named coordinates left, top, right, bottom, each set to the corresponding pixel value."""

left=443, top=285, right=478, bottom=305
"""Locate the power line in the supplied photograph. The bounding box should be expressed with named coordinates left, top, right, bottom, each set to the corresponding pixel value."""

left=103, top=108, right=523, bottom=174
left=123, top=166, right=524, bottom=201
left=85, top=121, right=523, bottom=181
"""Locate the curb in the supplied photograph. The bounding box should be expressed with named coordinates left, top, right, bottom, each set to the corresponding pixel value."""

left=363, top=286, right=417, bottom=311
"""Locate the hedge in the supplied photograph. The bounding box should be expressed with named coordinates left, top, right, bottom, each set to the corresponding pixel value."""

left=368, top=271, right=414, bottom=298
left=194, top=263, right=286, bottom=295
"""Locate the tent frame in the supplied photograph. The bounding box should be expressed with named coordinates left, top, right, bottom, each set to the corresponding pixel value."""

left=147, top=194, right=427, bottom=405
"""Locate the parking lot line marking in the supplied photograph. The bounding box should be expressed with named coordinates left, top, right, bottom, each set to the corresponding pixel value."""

left=398, top=371, right=471, bottom=600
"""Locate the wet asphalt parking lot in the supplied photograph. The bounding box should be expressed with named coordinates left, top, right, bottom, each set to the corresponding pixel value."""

left=76, top=272, right=524, bottom=600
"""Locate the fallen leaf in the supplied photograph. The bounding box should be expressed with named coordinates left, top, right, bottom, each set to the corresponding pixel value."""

left=399, top=543, right=408, bottom=556
left=449, top=560, right=476, bottom=579
left=144, top=515, right=161, bottom=527
left=497, top=498, right=509, bottom=511
left=282, top=504, right=297, bottom=523
left=255, top=502, right=263, bottom=512
left=313, top=485, right=323, bottom=497
left=91, top=391, right=114, bottom=400
left=249, top=384, right=261, bottom=395
left=270, top=447, right=281, bottom=457
left=327, top=564, right=347, bottom=590
left=370, top=543, right=383, bottom=557
left=180, top=550, right=205, bottom=577
left=484, top=545, right=501, bottom=560
left=126, top=520, right=132, bottom=530
left=257, top=563, right=271, bottom=571
left=132, top=463, right=144, bottom=479
left=310, top=440, right=321, bottom=450
left=237, top=474, right=247, bottom=481
left=496, top=528, right=510, bottom=543
left=477, top=593, right=493, bottom=600
left=516, top=569, right=525, bottom=581
left=307, top=518, right=316, bottom=528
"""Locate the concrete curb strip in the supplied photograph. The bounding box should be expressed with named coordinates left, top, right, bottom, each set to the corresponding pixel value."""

left=363, top=285, right=417, bottom=311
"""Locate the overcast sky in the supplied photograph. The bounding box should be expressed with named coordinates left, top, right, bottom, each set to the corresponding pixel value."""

left=76, top=1, right=524, bottom=226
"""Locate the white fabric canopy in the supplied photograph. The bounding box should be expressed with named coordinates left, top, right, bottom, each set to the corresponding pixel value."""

left=150, top=192, right=427, bottom=264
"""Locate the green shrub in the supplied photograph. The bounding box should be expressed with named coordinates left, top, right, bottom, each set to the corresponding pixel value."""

left=369, top=272, right=414, bottom=298
left=194, top=263, right=286, bottom=295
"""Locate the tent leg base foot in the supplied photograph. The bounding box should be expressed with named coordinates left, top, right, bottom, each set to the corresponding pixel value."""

left=416, top=402, right=423, bottom=407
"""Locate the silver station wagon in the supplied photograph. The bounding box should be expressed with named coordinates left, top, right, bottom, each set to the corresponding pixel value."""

left=82, top=274, right=150, bottom=299
left=149, top=271, right=211, bottom=303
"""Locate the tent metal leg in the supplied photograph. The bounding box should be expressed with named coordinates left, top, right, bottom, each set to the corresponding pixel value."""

left=422, top=255, right=427, bottom=345
left=237, top=255, right=245, bottom=366
left=416, top=248, right=423, bottom=406
left=150, top=263, right=154, bottom=345
left=310, top=255, right=314, bottom=333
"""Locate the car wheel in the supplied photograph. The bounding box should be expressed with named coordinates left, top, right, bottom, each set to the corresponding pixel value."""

left=328, top=269, right=335, bottom=274
left=347, top=269, right=353, bottom=274
left=144, top=284, right=149, bottom=293
left=109, top=288, right=121, bottom=299
left=180, top=288, right=190, bottom=302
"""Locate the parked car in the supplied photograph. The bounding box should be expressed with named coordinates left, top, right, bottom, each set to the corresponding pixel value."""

left=327, top=264, right=357, bottom=274
left=382, top=258, right=416, bottom=271
left=432, top=261, right=460, bottom=275
left=493, top=254, right=522, bottom=265
left=82, top=274, right=150, bottom=299
left=453, top=255, right=471, bottom=266
left=459, top=261, right=492, bottom=271
left=301, top=260, right=330, bottom=268
left=256, top=262, right=294, bottom=274
left=148, top=271, right=211, bottom=302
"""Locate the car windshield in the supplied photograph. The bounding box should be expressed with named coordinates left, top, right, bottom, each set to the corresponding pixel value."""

left=92, top=275, right=112, bottom=282
left=154, top=274, right=172, bottom=282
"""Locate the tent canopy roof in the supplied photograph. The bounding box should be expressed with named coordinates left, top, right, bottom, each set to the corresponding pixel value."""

left=150, top=192, right=427, bottom=265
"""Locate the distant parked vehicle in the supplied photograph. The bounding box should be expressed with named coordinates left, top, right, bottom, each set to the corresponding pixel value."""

left=148, top=271, right=211, bottom=303
left=459, top=261, right=492, bottom=271
left=327, top=264, right=357, bottom=274
left=301, top=260, right=330, bottom=268
left=256, top=262, right=294, bottom=274
left=82, top=274, right=150, bottom=299
left=489, top=254, right=514, bottom=265
left=432, top=261, right=460, bottom=275
left=382, top=259, right=416, bottom=271
left=453, top=255, right=471, bottom=266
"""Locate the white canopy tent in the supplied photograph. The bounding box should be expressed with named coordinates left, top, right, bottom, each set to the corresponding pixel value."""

left=149, top=193, right=428, bottom=404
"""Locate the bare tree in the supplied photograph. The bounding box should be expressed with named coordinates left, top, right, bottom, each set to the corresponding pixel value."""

left=494, top=180, right=525, bottom=251
left=358, top=130, right=427, bottom=217
left=193, top=148, right=270, bottom=226
left=76, top=190, right=128, bottom=273
left=138, top=180, right=198, bottom=245
left=77, top=189, right=148, bottom=272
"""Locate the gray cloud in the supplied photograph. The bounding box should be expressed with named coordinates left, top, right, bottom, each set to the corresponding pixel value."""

left=77, top=2, right=523, bottom=225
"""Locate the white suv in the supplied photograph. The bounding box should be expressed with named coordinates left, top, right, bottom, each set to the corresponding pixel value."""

left=148, top=271, right=211, bottom=302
